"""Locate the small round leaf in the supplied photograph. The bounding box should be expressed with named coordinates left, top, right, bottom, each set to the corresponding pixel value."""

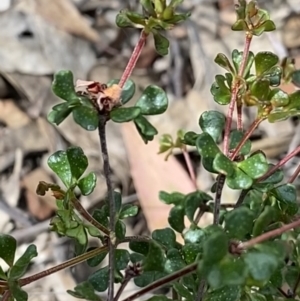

left=110, top=107, right=141, bottom=123
left=0, top=234, right=16, bottom=267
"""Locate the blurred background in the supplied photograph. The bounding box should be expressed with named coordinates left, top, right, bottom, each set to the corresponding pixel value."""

left=0, top=0, right=300, bottom=300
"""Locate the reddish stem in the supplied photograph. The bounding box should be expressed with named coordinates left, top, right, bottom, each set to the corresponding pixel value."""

left=258, top=145, right=300, bottom=182
left=230, top=117, right=264, bottom=161
left=182, top=147, right=197, bottom=189
left=223, top=33, right=252, bottom=155
left=119, top=30, right=148, bottom=88
left=239, top=217, right=300, bottom=250
left=236, top=99, right=243, bottom=131
left=288, top=163, right=300, bottom=183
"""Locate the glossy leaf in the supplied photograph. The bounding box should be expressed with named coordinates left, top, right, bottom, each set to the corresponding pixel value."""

left=9, top=282, right=28, bottom=301
left=66, top=224, right=88, bottom=245
left=204, top=285, right=241, bottom=301
left=229, top=130, right=252, bottom=156
left=232, top=49, right=254, bottom=77
left=115, top=249, right=130, bottom=270
left=125, top=11, right=146, bottom=25
left=253, top=20, right=276, bottom=36
left=182, top=243, right=202, bottom=264
left=9, top=245, right=37, bottom=280
left=115, top=220, right=126, bottom=240
left=207, top=256, right=248, bottom=288
left=184, top=228, right=205, bottom=244
left=119, top=204, right=139, bottom=219
left=52, top=70, right=78, bottom=101
left=165, top=248, right=186, bottom=273
left=72, top=106, right=98, bottom=131
left=226, top=165, right=253, bottom=190
left=48, top=147, right=88, bottom=188
left=237, top=153, right=269, bottom=179
left=78, top=172, right=97, bottom=196
left=213, top=153, right=235, bottom=176
left=47, top=103, right=73, bottom=126
left=0, top=234, right=16, bottom=267
left=225, top=206, right=254, bottom=239
left=252, top=205, right=276, bottom=237
left=185, top=191, right=212, bottom=222
left=210, top=75, right=231, bottom=105
left=152, top=228, right=176, bottom=249
left=134, top=115, right=158, bottom=143
left=129, top=241, right=149, bottom=256
left=115, top=11, right=134, bottom=28
left=67, top=281, right=103, bottom=301
left=134, top=271, right=167, bottom=287
left=159, top=191, right=185, bottom=205
left=250, top=79, right=270, bottom=101
left=255, top=52, right=279, bottom=76
left=196, top=133, right=221, bottom=173
left=143, top=241, right=166, bottom=272
left=168, top=205, right=185, bottom=233
left=92, top=209, right=109, bottom=229
left=269, top=88, right=289, bottom=107
left=153, top=32, right=169, bottom=56
left=135, top=85, right=168, bottom=115
left=88, top=266, right=109, bottom=292
left=110, top=107, right=141, bottom=123
left=214, top=53, right=235, bottom=74
left=292, top=70, right=300, bottom=88
left=199, top=111, right=226, bottom=142
left=173, top=282, right=193, bottom=301
left=183, top=131, right=199, bottom=146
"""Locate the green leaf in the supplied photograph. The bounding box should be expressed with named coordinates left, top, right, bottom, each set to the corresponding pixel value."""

left=173, top=282, right=193, bottom=301
left=152, top=228, right=176, bottom=249
left=125, top=11, right=146, bottom=26
left=185, top=191, right=213, bottom=222
left=159, top=191, right=185, bottom=205
left=292, top=70, right=300, bottom=88
left=9, top=245, right=37, bottom=280
left=115, top=220, right=126, bottom=240
left=134, top=115, right=158, bottom=143
left=269, top=88, right=289, bottom=107
left=52, top=70, right=78, bottom=101
left=168, top=205, right=185, bottom=233
left=196, top=133, right=221, bottom=173
left=258, top=164, right=283, bottom=184
left=250, top=79, right=270, bottom=101
left=165, top=248, right=185, bottom=273
left=253, top=20, right=276, bottom=36
left=89, top=266, right=109, bottom=292
left=87, top=249, right=108, bottom=267
left=0, top=265, right=7, bottom=280
left=119, top=204, right=139, bottom=219
left=9, top=282, right=28, bottom=301
left=110, top=107, right=141, bottom=123
left=243, top=246, right=281, bottom=284
left=141, top=0, right=155, bottom=15
left=92, top=209, right=109, bottom=229
left=0, top=234, right=16, bottom=267
left=229, top=130, right=252, bottom=156
left=115, top=249, right=130, bottom=270
left=207, top=256, right=248, bottom=288
left=204, top=285, right=241, bottom=301
left=199, top=111, right=226, bottom=142
left=73, top=106, right=98, bottom=131
left=67, top=281, right=103, bottom=301
left=232, top=49, right=254, bottom=77
left=252, top=205, right=276, bottom=237
left=143, top=241, right=166, bottom=272
left=184, top=228, right=205, bottom=244
left=237, top=153, right=269, bottom=179
left=224, top=206, right=254, bottom=239
left=129, top=241, right=149, bottom=255
left=78, top=172, right=97, bottom=196
left=153, top=32, right=169, bottom=56
left=210, top=75, right=232, bottom=105
left=48, top=147, right=88, bottom=188
left=183, top=131, right=199, bottom=146
left=66, top=224, right=88, bottom=245
left=202, top=230, right=228, bottom=266
left=47, top=103, right=73, bottom=126
left=116, top=11, right=134, bottom=28
left=255, top=52, right=279, bottom=76
left=134, top=271, right=167, bottom=287
left=135, top=85, right=168, bottom=115
left=107, top=79, right=136, bottom=105
left=214, top=53, right=235, bottom=74
left=182, top=243, right=202, bottom=264
left=213, top=153, right=235, bottom=176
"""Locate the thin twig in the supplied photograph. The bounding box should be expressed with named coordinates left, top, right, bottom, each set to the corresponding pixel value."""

left=196, top=279, right=207, bottom=301
left=223, top=33, right=253, bottom=155
left=238, top=218, right=300, bottom=250
left=258, top=145, right=300, bottom=182
left=277, top=287, right=290, bottom=298
left=98, top=115, right=116, bottom=301
left=119, top=30, right=148, bottom=88
left=288, top=164, right=300, bottom=183
left=292, top=273, right=300, bottom=297
left=114, top=276, right=132, bottom=301
left=182, top=147, right=197, bottom=189
left=121, top=263, right=197, bottom=301
left=235, top=189, right=249, bottom=208
left=19, top=246, right=108, bottom=286
left=213, top=175, right=225, bottom=225
left=236, top=98, right=243, bottom=131
left=72, top=197, right=110, bottom=235
left=1, top=290, right=11, bottom=301
left=230, top=118, right=264, bottom=161
left=120, top=236, right=151, bottom=243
